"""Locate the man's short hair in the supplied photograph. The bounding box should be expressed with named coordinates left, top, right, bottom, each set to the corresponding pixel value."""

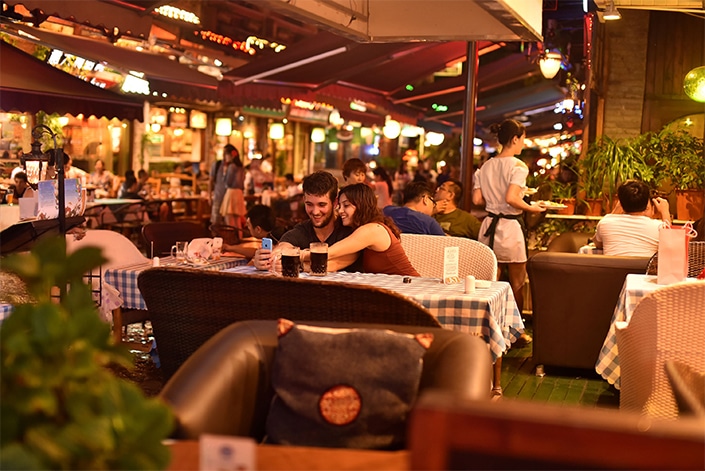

left=342, top=158, right=366, bottom=179
left=302, top=171, right=339, bottom=202
left=444, top=180, right=463, bottom=205
left=618, top=180, right=650, bottom=213
left=403, top=181, right=434, bottom=204
left=246, top=204, right=276, bottom=232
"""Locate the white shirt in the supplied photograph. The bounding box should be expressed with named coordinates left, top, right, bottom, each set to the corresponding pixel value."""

left=594, top=213, right=665, bottom=257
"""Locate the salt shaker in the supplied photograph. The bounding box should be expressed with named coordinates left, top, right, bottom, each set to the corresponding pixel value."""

left=464, top=275, right=476, bottom=294
left=152, top=257, right=160, bottom=267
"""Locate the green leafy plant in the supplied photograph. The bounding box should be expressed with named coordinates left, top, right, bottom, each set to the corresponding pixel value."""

left=549, top=180, right=575, bottom=200
left=580, top=135, right=655, bottom=202
left=0, top=237, right=173, bottom=470
left=647, top=127, right=704, bottom=190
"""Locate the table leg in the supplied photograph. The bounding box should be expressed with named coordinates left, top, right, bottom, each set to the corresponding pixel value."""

left=112, top=307, right=123, bottom=344
left=492, top=357, right=502, bottom=396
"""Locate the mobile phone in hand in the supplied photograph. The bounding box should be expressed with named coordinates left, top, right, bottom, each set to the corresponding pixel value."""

left=261, top=238, right=273, bottom=251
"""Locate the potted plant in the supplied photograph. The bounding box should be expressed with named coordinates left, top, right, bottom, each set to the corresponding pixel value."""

left=549, top=180, right=576, bottom=215
left=648, top=126, right=704, bottom=221
left=0, top=237, right=173, bottom=470
left=580, top=135, right=656, bottom=212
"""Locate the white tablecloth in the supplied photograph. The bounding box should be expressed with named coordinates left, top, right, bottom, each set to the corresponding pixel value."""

left=224, top=266, right=524, bottom=361
left=595, top=274, right=676, bottom=388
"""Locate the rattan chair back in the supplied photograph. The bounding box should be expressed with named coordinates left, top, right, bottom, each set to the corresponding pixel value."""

left=615, top=281, right=705, bottom=419
left=142, top=221, right=210, bottom=257
left=400, top=233, right=497, bottom=280
left=646, top=241, right=705, bottom=277
left=138, top=268, right=441, bottom=381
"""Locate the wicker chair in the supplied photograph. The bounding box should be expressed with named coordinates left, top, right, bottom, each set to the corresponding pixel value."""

left=664, top=360, right=705, bottom=417
left=138, top=268, right=441, bottom=381
left=646, top=241, right=705, bottom=278
left=400, top=233, right=497, bottom=281
left=615, top=281, right=705, bottom=419
left=66, top=230, right=150, bottom=337
left=141, top=221, right=210, bottom=257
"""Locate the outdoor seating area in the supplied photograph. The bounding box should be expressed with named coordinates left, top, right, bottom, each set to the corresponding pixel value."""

left=1, top=0, right=705, bottom=470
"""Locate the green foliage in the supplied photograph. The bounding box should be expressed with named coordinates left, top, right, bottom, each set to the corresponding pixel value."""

left=647, top=127, right=704, bottom=190
left=580, top=135, right=655, bottom=201
left=0, top=237, right=173, bottom=470
left=35, top=112, right=66, bottom=150
left=549, top=180, right=575, bottom=200
left=530, top=218, right=594, bottom=250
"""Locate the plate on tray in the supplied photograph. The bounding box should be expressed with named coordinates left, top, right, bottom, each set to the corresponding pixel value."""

left=531, top=200, right=568, bottom=210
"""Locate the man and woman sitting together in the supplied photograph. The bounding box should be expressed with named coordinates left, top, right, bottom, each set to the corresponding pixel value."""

left=250, top=170, right=419, bottom=277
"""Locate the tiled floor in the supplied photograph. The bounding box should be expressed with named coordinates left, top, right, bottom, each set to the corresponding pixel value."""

left=500, top=317, right=620, bottom=408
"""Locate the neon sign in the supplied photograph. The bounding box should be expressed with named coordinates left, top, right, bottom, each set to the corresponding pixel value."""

left=195, top=31, right=286, bottom=56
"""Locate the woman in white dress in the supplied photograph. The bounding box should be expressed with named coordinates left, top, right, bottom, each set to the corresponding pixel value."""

left=472, top=119, right=545, bottom=314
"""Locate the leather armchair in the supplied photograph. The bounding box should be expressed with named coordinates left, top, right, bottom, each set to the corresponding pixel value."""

left=528, top=252, right=649, bottom=370
left=159, top=320, right=492, bottom=443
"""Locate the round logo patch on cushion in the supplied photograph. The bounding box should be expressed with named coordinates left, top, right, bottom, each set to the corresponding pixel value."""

left=319, top=385, right=361, bottom=426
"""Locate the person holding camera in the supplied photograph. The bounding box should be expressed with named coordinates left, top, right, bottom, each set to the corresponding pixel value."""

left=593, top=179, right=671, bottom=257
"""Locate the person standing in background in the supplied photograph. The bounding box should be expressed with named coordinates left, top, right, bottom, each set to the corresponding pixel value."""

left=392, top=161, right=411, bottom=205
left=372, top=167, right=394, bottom=209
left=220, top=146, right=246, bottom=230
left=210, top=145, right=234, bottom=225
left=472, top=119, right=545, bottom=365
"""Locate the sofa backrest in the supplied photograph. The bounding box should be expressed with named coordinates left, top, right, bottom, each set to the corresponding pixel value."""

left=527, top=252, right=649, bottom=369
left=138, top=267, right=441, bottom=381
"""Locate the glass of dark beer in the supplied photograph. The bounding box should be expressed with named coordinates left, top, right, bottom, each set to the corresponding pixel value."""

left=310, top=242, right=328, bottom=276
left=280, top=247, right=301, bottom=278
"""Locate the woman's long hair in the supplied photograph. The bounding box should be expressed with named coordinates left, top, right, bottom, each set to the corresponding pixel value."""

left=338, top=183, right=401, bottom=239
left=373, top=167, right=393, bottom=197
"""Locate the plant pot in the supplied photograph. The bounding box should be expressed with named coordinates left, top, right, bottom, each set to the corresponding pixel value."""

left=675, top=189, right=705, bottom=221
left=584, top=198, right=603, bottom=216
left=557, top=198, right=575, bottom=215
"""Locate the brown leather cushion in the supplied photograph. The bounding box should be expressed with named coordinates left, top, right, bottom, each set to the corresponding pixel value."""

left=265, top=319, right=432, bottom=450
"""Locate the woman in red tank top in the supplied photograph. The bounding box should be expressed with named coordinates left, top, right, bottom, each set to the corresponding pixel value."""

left=301, top=183, right=419, bottom=276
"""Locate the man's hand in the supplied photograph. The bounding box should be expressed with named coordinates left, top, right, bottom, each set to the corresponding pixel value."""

left=652, top=197, right=671, bottom=222
left=252, top=247, right=272, bottom=270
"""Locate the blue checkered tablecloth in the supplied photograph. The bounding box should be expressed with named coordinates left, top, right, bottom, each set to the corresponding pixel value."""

left=0, top=303, right=13, bottom=322
left=224, top=266, right=524, bottom=361
left=105, top=256, right=248, bottom=310
left=595, top=274, right=664, bottom=389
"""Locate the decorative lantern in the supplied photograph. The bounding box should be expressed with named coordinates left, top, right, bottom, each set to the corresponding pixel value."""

left=684, top=66, right=705, bottom=103
left=311, top=127, right=326, bottom=143
left=269, top=123, right=285, bottom=140
left=215, top=118, right=232, bottom=136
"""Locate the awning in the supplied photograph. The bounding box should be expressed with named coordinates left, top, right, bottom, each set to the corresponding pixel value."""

left=5, top=0, right=153, bottom=38
left=4, top=24, right=219, bottom=104
left=0, top=41, right=144, bottom=121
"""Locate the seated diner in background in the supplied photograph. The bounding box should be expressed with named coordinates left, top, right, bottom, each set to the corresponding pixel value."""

left=253, top=171, right=361, bottom=272
left=11, top=171, right=34, bottom=200
left=593, top=179, right=671, bottom=257
left=434, top=180, right=481, bottom=239
left=223, top=204, right=287, bottom=260
left=89, top=159, right=115, bottom=198
left=383, top=181, right=446, bottom=236
left=301, top=183, right=419, bottom=277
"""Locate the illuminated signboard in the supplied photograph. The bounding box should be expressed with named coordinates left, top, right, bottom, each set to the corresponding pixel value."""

left=194, top=30, right=286, bottom=56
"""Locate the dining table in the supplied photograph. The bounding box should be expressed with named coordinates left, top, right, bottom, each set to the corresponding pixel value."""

left=105, top=255, right=248, bottom=311
left=166, top=440, right=409, bottom=471
left=594, top=274, right=699, bottom=389
left=224, top=266, right=525, bottom=362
